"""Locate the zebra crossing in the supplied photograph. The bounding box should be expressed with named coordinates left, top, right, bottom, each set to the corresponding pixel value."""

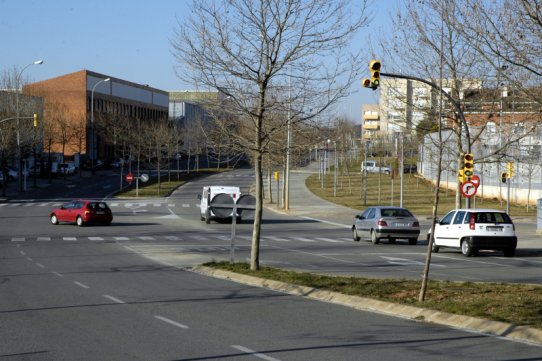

left=0, top=201, right=201, bottom=209
left=6, top=234, right=353, bottom=244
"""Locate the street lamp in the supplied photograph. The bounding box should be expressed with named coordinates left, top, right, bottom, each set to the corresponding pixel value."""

left=90, top=77, right=110, bottom=174
left=16, top=59, right=43, bottom=192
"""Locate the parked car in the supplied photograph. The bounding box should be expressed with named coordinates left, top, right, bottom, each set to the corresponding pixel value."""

left=361, top=161, right=391, bottom=175
left=428, top=208, right=517, bottom=257
left=5, top=166, right=29, bottom=180
left=58, top=162, right=77, bottom=175
left=50, top=200, right=113, bottom=226
left=352, top=206, right=420, bottom=245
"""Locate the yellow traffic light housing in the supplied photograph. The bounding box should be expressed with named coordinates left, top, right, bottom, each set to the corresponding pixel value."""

left=369, top=60, right=381, bottom=89
left=506, top=162, right=515, bottom=178
left=458, top=169, right=466, bottom=184
left=463, top=153, right=474, bottom=178
left=501, top=172, right=508, bottom=183
left=33, top=113, right=38, bottom=127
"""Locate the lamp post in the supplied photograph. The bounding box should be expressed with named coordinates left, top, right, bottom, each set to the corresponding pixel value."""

left=16, top=60, right=43, bottom=192
left=90, top=77, right=110, bottom=175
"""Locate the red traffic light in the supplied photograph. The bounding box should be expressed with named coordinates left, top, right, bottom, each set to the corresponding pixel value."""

left=369, top=60, right=381, bottom=71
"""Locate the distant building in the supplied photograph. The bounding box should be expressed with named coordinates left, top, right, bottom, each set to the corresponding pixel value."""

left=361, top=104, right=385, bottom=142
left=25, top=70, right=168, bottom=162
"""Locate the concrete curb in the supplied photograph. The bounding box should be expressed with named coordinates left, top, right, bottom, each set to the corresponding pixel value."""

left=191, top=265, right=542, bottom=347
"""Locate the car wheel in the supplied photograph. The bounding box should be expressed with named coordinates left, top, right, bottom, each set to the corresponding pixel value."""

left=503, top=248, right=516, bottom=257
left=431, top=242, right=440, bottom=253
left=461, top=239, right=474, bottom=257
left=408, top=238, right=418, bottom=245
left=76, top=216, right=84, bottom=227
left=51, top=214, right=59, bottom=225
left=371, top=230, right=379, bottom=244
left=352, top=227, right=360, bottom=242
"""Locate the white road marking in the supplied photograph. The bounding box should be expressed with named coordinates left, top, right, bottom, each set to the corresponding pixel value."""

left=37, top=237, right=51, bottom=241
left=299, top=215, right=350, bottom=229
left=88, top=237, right=104, bottom=241
left=264, top=236, right=290, bottom=242
left=20, top=251, right=25, bottom=256
left=154, top=315, right=189, bottom=329
left=26, top=257, right=33, bottom=261
left=165, top=236, right=181, bottom=241
left=292, top=237, right=316, bottom=243
left=103, top=295, right=125, bottom=304
left=138, top=236, right=156, bottom=241
left=316, top=237, right=343, bottom=243
left=109, top=203, right=119, bottom=207
left=63, top=237, right=77, bottom=241
left=0, top=204, right=7, bottom=207
left=231, top=345, right=281, bottom=361
left=23, top=203, right=33, bottom=207
left=74, top=281, right=89, bottom=289
left=182, top=203, right=190, bottom=208
left=114, top=236, right=130, bottom=241
left=167, top=204, right=175, bottom=207
left=12, top=237, right=25, bottom=242
left=36, top=263, right=45, bottom=268
left=53, top=272, right=64, bottom=277
left=38, top=203, right=50, bottom=207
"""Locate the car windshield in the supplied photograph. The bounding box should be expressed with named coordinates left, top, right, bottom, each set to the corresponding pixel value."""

left=381, top=209, right=413, bottom=217
left=474, top=212, right=512, bottom=224
left=88, top=202, right=109, bottom=210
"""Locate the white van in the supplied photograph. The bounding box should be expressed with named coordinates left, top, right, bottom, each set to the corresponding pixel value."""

left=199, top=186, right=241, bottom=224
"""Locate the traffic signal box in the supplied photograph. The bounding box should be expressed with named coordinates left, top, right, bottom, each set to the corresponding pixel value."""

left=506, top=162, right=515, bottom=178
left=501, top=172, right=507, bottom=183
left=33, top=113, right=38, bottom=127
left=362, top=60, right=381, bottom=90
left=463, top=153, right=474, bottom=178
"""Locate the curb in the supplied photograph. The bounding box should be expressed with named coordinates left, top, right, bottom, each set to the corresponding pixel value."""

left=191, top=265, right=542, bottom=347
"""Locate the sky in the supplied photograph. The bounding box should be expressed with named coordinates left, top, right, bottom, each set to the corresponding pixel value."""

left=0, top=0, right=395, bottom=124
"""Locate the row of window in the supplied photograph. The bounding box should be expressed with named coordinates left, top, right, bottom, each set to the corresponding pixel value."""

left=86, top=96, right=167, bottom=121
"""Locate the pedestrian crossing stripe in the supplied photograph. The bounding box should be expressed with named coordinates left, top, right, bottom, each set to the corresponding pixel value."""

left=8, top=235, right=347, bottom=244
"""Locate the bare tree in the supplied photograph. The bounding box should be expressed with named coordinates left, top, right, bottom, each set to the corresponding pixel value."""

left=172, top=0, right=369, bottom=270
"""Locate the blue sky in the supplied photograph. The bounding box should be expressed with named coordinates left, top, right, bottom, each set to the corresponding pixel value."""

left=1, top=0, right=395, bottom=123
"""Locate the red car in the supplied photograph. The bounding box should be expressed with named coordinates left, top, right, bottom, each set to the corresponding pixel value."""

left=50, top=200, right=113, bottom=226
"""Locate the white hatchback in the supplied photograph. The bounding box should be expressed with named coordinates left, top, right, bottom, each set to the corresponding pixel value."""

left=429, top=208, right=517, bottom=257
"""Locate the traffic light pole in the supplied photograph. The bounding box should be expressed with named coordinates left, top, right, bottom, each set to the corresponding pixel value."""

left=380, top=72, right=473, bottom=208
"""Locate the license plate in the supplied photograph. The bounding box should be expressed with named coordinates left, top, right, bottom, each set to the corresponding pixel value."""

left=393, top=223, right=408, bottom=227
left=486, top=226, right=502, bottom=232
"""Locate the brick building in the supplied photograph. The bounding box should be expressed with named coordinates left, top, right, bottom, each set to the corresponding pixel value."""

left=25, top=70, right=169, bottom=164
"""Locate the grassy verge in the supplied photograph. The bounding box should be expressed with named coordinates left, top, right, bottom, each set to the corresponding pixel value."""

left=205, top=261, right=542, bottom=329
left=306, top=162, right=534, bottom=217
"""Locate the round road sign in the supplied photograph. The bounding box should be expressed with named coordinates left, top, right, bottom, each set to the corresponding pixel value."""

left=460, top=181, right=477, bottom=198
left=470, top=174, right=480, bottom=187
left=140, top=173, right=149, bottom=183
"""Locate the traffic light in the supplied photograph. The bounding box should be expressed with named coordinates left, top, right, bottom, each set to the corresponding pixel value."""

left=369, top=60, right=381, bottom=89
left=463, top=153, right=474, bottom=178
left=33, top=113, right=38, bottom=127
left=362, top=78, right=372, bottom=88
left=458, top=169, right=466, bottom=184
left=501, top=172, right=507, bottom=183
left=506, top=162, right=515, bottom=178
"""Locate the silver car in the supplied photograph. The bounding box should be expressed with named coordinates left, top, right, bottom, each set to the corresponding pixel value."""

left=352, top=206, right=420, bottom=245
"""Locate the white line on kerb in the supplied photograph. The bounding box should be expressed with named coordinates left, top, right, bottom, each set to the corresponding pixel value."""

left=231, top=345, right=281, bottom=361
left=154, top=315, right=189, bottom=329
left=103, top=295, right=126, bottom=304
left=74, top=281, right=90, bottom=289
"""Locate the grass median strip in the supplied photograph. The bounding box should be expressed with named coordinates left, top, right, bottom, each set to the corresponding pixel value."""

left=204, top=261, right=542, bottom=330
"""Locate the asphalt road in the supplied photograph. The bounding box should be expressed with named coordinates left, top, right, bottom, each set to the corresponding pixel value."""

left=1, top=169, right=542, bottom=360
